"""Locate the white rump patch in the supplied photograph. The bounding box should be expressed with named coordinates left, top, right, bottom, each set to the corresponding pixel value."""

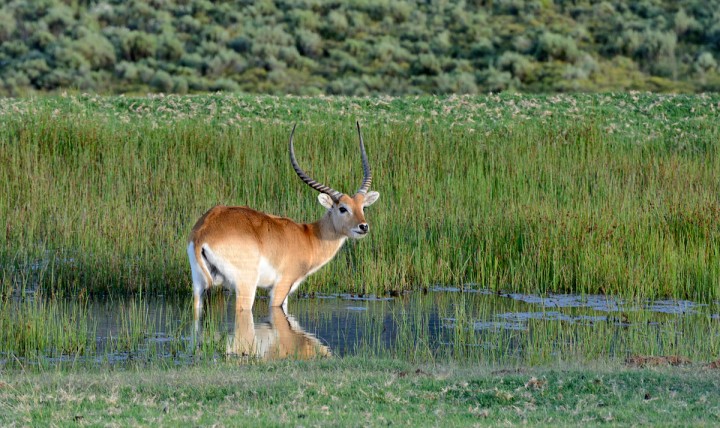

left=257, top=256, right=280, bottom=289
left=201, top=244, right=240, bottom=288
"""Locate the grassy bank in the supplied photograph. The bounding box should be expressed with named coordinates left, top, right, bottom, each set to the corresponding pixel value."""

left=1, top=358, right=719, bottom=426
left=1, top=93, right=719, bottom=300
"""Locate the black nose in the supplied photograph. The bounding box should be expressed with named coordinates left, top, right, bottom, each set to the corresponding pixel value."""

left=359, top=223, right=369, bottom=233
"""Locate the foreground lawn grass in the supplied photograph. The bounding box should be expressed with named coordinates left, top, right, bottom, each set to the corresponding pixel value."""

left=1, top=358, right=719, bottom=426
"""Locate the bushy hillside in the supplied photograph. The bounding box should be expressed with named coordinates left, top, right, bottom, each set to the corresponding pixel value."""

left=1, top=0, right=719, bottom=95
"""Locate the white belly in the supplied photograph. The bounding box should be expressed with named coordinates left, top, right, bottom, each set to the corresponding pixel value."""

left=257, top=257, right=280, bottom=289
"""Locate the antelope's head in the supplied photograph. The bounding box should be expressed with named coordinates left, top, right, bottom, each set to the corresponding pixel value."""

left=289, top=122, right=380, bottom=239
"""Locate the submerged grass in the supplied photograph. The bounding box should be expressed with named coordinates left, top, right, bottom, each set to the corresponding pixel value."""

left=0, top=293, right=95, bottom=364
left=1, top=290, right=719, bottom=369
left=345, top=291, right=720, bottom=366
left=1, top=93, right=719, bottom=301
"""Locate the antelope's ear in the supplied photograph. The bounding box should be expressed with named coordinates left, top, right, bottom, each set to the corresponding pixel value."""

left=318, top=193, right=335, bottom=209
left=363, top=191, right=380, bottom=207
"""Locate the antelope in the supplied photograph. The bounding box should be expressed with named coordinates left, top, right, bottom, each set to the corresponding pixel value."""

left=187, top=122, right=380, bottom=322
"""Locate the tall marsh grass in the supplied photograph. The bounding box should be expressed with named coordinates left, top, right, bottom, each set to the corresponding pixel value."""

left=1, top=93, right=719, bottom=301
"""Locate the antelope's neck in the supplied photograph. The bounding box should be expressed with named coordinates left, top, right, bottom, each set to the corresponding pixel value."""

left=308, top=213, right=347, bottom=265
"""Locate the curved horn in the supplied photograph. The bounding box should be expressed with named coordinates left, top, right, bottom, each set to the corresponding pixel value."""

left=289, top=124, right=343, bottom=201
left=356, top=121, right=372, bottom=194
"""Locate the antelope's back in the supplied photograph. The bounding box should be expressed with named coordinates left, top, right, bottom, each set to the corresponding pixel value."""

left=189, top=205, right=312, bottom=254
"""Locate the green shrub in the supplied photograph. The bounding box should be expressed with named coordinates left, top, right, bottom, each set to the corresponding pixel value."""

left=74, top=33, right=116, bottom=69
left=209, top=77, right=240, bottom=92
left=115, top=61, right=139, bottom=80
left=20, top=58, right=50, bottom=83
left=204, top=50, right=248, bottom=77
left=44, top=4, right=75, bottom=36
left=1, top=70, right=30, bottom=94
left=497, top=51, right=534, bottom=81
left=435, top=72, right=478, bottom=94
left=172, top=76, right=189, bottom=94
left=28, top=30, right=55, bottom=50
left=695, top=52, right=717, bottom=74
left=52, top=44, right=91, bottom=72
left=481, top=66, right=516, bottom=92
left=158, top=33, right=185, bottom=62
left=150, top=70, right=173, bottom=92
left=0, top=9, right=16, bottom=42
left=323, top=10, right=349, bottom=40
left=674, top=8, right=700, bottom=36
left=535, top=32, right=580, bottom=62
left=289, top=9, right=321, bottom=31
left=296, top=29, right=323, bottom=58
left=121, top=31, right=157, bottom=61
left=1, top=40, right=29, bottom=58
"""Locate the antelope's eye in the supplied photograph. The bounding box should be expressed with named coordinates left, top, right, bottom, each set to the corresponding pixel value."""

left=339, top=207, right=348, bottom=214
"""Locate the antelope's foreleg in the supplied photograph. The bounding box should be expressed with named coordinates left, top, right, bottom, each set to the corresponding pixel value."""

left=270, top=277, right=303, bottom=311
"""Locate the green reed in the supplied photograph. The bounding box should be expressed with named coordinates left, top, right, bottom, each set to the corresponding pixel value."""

left=0, top=294, right=96, bottom=365
left=348, top=291, right=720, bottom=366
left=0, top=292, right=227, bottom=368
left=1, top=289, right=718, bottom=368
left=1, top=93, right=719, bottom=301
left=111, top=294, right=155, bottom=354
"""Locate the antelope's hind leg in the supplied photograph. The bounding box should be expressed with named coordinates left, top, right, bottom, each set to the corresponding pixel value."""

left=231, top=272, right=258, bottom=312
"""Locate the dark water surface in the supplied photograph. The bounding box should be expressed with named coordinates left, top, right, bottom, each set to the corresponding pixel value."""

left=4, top=288, right=720, bottom=367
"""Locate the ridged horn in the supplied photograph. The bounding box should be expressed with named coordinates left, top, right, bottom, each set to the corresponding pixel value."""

left=356, top=121, right=372, bottom=195
left=289, top=124, right=343, bottom=201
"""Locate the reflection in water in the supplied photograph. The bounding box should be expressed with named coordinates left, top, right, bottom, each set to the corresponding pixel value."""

left=3, top=289, right=720, bottom=367
left=226, top=308, right=330, bottom=360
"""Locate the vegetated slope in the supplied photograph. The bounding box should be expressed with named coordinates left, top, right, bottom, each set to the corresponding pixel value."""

left=1, top=0, right=719, bottom=96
